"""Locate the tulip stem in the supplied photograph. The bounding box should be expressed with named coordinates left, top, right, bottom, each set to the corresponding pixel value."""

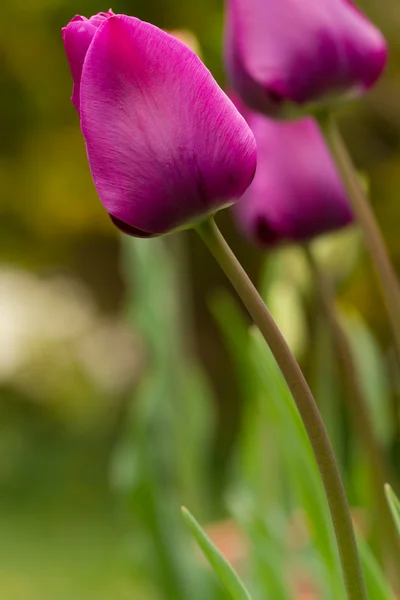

left=196, top=217, right=367, bottom=600
left=305, top=243, right=400, bottom=590
left=319, top=114, right=400, bottom=364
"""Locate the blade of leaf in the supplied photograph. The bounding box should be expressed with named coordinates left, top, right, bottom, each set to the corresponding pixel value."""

left=182, top=507, right=253, bottom=600
left=358, top=536, right=394, bottom=600
left=210, top=290, right=294, bottom=599
left=210, top=289, right=344, bottom=599
left=385, top=484, right=400, bottom=536
left=228, top=498, right=292, bottom=600
left=249, top=329, right=345, bottom=600
left=115, top=235, right=220, bottom=600
left=312, top=315, right=345, bottom=467
left=340, top=308, right=394, bottom=447
left=209, top=289, right=283, bottom=509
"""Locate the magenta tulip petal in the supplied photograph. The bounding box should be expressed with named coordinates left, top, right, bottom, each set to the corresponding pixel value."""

left=62, top=11, right=113, bottom=111
left=78, top=15, right=256, bottom=235
left=62, top=19, right=97, bottom=111
left=234, top=106, right=353, bottom=247
left=225, top=0, right=387, bottom=113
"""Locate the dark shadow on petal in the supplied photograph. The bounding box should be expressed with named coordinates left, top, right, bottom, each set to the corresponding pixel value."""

left=267, top=89, right=284, bottom=105
left=254, top=215, right=281, bottom=247
left=109, top=214, right=155, bottom=238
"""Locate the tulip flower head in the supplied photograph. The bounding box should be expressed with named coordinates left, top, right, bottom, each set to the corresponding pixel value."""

left=233, top=102, right=353, bottom=247
left=225, top=0, right=388, bottom=116
left=62, top=12, right=257, bottom=237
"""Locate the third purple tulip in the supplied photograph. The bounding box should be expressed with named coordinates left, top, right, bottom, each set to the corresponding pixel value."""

left=233, top=103, right=353, bottom=247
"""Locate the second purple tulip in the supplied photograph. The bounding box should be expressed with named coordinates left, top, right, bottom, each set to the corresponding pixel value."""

left=233, top=102, right=353, bottom=247
left=225, top=0, right=387, bottom=116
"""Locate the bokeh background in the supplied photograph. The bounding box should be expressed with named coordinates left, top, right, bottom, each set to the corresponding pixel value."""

left=1, top=0, right=400, bottom=598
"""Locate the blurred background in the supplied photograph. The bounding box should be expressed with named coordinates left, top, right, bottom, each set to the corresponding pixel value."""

left=1, top=0, right=400, bottom=598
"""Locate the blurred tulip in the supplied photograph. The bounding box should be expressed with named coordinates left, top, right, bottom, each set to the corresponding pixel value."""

left=225, top=0, right=387, bottom=116
left=233, top=103, right=353, bottom=246
left=62, top=13, right=256, bottom=237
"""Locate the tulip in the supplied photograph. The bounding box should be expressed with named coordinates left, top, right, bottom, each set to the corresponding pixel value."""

left=62, top=13, right=257, bottom=237
left=225, top=0, right=387, bottom=116
left=233, top=102, right=353, bottom=246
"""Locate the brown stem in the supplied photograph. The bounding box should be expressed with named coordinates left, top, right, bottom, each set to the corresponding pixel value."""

left=320, top=115, right=400, bottom=365
left=196, top=218, right=367, bottom=600
left=305, top=244, right=400, bottom=591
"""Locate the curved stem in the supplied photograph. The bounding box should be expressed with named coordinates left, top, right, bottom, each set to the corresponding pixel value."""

left=305, top=244, right=400, bottom=591
left=319, top=115, right=400, bottom=364
left=196, top=218, right=367, bottom=600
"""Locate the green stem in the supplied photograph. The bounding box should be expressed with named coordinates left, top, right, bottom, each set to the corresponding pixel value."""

left=305, top=244, right=400, bottom=591
left=319, top=115, right=400, bottom=364
left=196, top=217, right=367, bottom=600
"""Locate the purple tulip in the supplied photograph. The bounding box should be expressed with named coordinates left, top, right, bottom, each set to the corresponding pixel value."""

left=62, top=13, right=257, bottom=237
left=233, top=101, right=353, bottom=247
left=225, top=0, right=388, bottom=116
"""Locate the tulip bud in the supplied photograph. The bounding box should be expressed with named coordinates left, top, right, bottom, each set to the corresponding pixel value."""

left=225, top=0, right=388, bottom=117
left=62, top=13, right=256, bottom=237
left=233, top=101, right=353, bottom=246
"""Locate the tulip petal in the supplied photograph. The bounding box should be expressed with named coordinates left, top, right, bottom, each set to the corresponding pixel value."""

left=226, top=0, right=387, bottom=108
left=62, top=11, right=114, bottom=112
left=79, top=15, right=256, bottom=235
left=234, top=112, right=353, bottom=246
left=62, top=17, right=98, bottom=111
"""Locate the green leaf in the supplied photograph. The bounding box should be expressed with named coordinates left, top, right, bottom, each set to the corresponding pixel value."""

left=340, top=309, right=394, bottom=447
left=114, top=234, right=220, bottom=600
left=358, top=536, right=394, bottom=600
left=209, top=289, right=281, bottom=508
left=182, top=507, right=253, bottom=600
left=385, top=484, right=400, bottom=536
left=249, top=330, right=345, bottom=600
left=210, top=290, right=292, bottom=599
left=208, top=288, right=253, bottom=399
left=227, top=502, right=292, bottom=600
left=312, top=315, right=345, bottom=467
left=259, top=250, right=309, bottom=358
left=210, top=288, right=344, bottom=599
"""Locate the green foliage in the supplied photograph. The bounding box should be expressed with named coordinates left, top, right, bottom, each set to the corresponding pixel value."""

left=211, top=288, right=344, bottom=600
left=112, top=234, right=220, bottom=600
left=182, top=507, right=253, bottom=600
left=358, top=536, right=395, bottom=600
left=385, top=485, right=400, bottom=537
left=340, top=309, right=394, bottom=448
left=210, top=263, right=398, bottom=600
left=250, top=329, right=343, bottom=597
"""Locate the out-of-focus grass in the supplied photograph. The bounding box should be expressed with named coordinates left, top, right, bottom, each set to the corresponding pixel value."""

left=0, top=225, right=396, bottom=599
left=0, top=514, right=158, bottom=600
